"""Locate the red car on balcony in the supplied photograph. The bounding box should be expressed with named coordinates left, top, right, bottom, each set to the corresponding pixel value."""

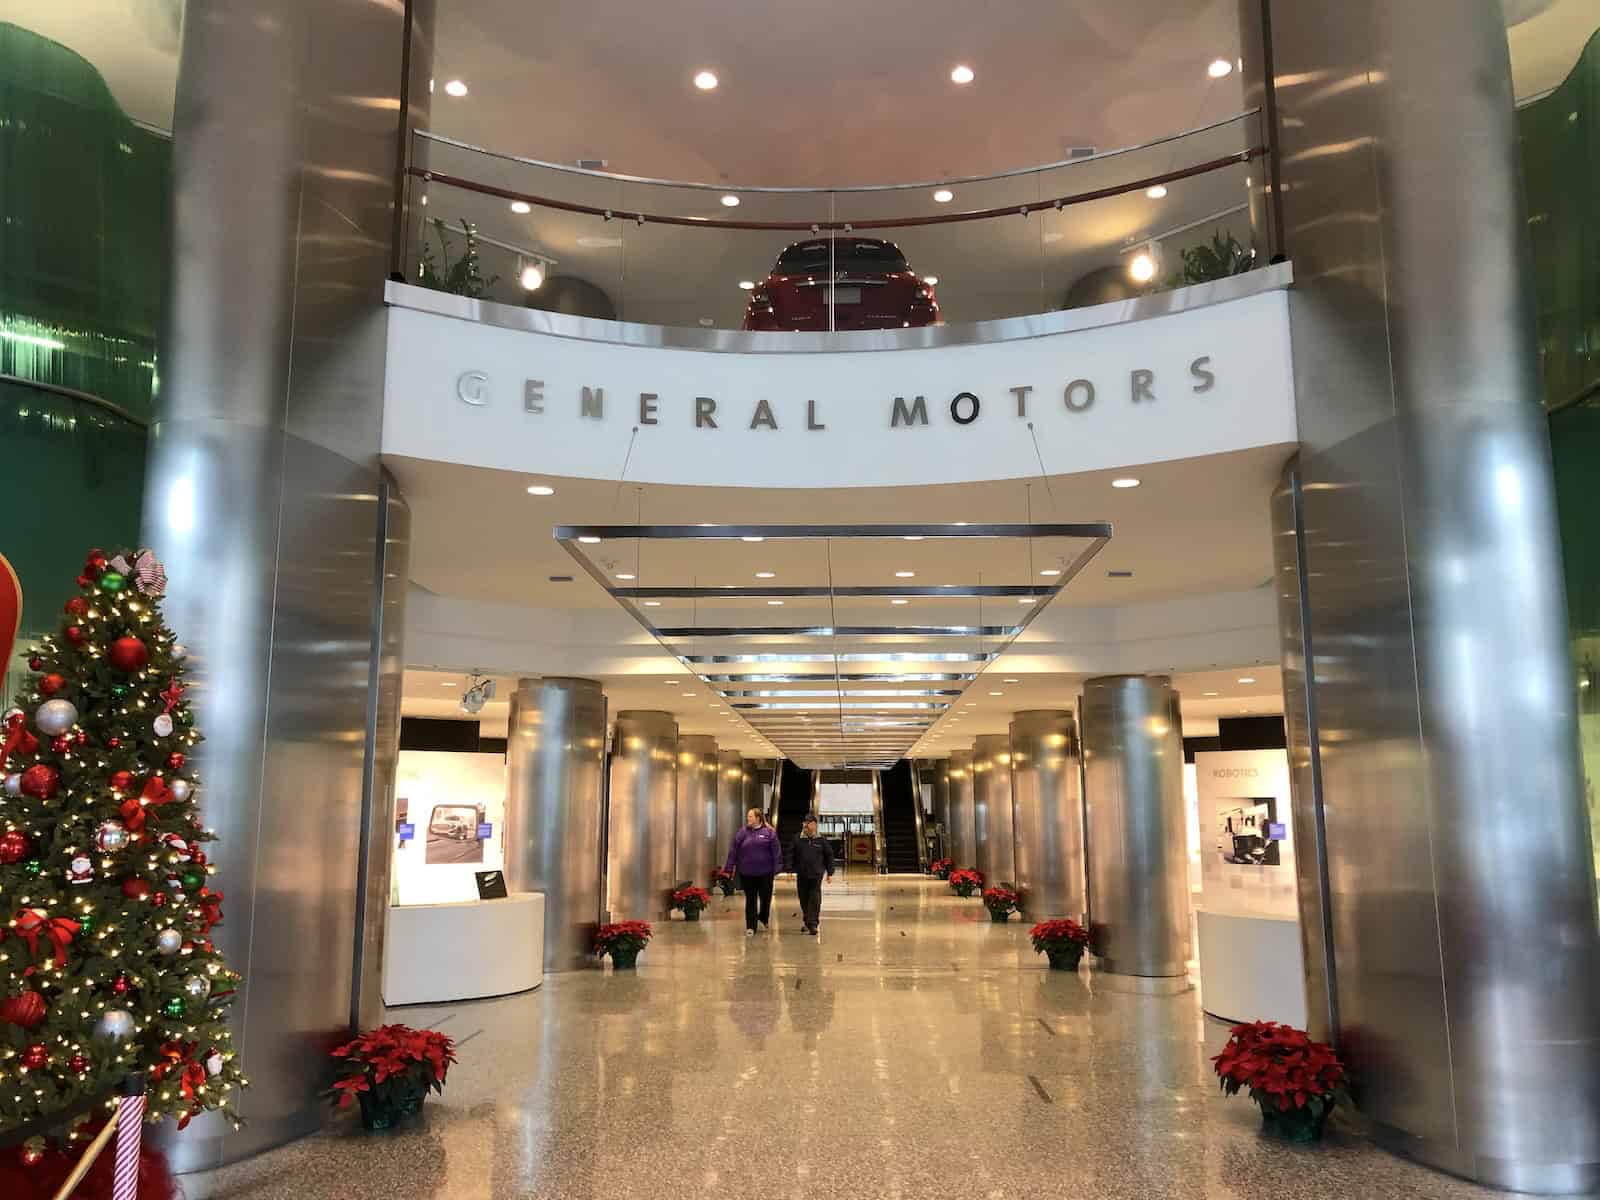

left=742, top=237, right=939, bottom=332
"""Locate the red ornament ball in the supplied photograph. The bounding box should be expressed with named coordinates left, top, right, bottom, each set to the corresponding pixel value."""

left=167, top=752, right=186, bottom=771
left=63, top=597, right=88, bottom=618
left=121, top=878, right=152, bottom=901
left=111, top=975, right=130, bottom=996
left=20, top=1142, right=43, bottom=1166
left=64, top=625, right=85, bottom=646
left=0, top=991, right=47, bottom=1030
left=68, top=1054, right=89, bottom=1074
left=109, top=636, right=149, bottom=673
left=50, top=735, right=72, bottom=755
left=18, top=765, right=59, bottom=800
left=107, top=736, right=122, bottom=750
left=110, top=770, right=135, bottom=792
left=151, top=891, right=166, bottom=908
left=38, top=674, right=66, bottom=698
left=0, top=831, right=30, bottom=865
left=20, top=1044, right=48, bottom=1070
left=28, top=656, right=43, bottom=671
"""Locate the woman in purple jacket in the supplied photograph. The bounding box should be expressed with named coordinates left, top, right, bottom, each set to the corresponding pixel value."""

left=725, top=808, right=784, bottom=935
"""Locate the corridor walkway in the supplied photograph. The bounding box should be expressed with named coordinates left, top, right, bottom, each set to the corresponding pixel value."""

left=195, top=873, right=1501, bottom=1199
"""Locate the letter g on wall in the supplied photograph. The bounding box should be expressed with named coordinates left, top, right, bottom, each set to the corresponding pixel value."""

left=457, top=370, right=491, bottom=406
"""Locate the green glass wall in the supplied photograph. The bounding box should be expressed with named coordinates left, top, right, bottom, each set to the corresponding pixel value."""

left=0, top=23, right=167, bottom=692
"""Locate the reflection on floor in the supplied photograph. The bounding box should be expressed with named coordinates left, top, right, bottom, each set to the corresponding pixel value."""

left=191, top=872, right=1505, bottom=1199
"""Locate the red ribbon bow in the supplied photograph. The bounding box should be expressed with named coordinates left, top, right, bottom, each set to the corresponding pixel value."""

left=151, top=1039, right=190, bottom=1082
left=10, top=909, right=81, bottom=969
left=194, top=889, right=224, bottom=936
left=141, top=776, right=173, bottom=807
left=119, top=796, right=147, bottom=833
left=159, top=679, right=184, bottom=715
left=181, top=1061, right=207, bottom=1101
left=2, top=712, right=37, bottom=768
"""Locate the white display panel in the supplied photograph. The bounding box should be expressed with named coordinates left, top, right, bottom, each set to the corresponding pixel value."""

left=817, top=782, right=874, bottom=813
left=1195, top=748, right=1296, bottom=918
left=393, top=750, right=507, bottom=906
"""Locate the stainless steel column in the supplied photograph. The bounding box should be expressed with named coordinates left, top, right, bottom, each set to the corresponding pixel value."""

left=607, top=712, right=678, bottom=919
left=504, top=678, right=606, bottom=972
left=870, top=771, right=887, bottom=872
left=973, top=734, right=1016, bottom=884
left=742, top=758, right=770, bottom=813
left=932, top=759, right=952, bottom=860
left=910, top=762, right=931, bottom=871
left=139, top=0, right=425, bottom=1170
left=1245, top=0, right=1600, bottom=1188
left=674, top=735, right=719, bottom=887
left=1081, top=676, right=1187, bottom=977
left=946, top=749, right=976, bottom=867
left=1009, top=711, right=1085, bottom=920
left=716, top=750, right=744, bottom=867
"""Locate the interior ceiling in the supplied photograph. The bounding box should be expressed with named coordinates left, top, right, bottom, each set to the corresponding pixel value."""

left=389, top=445, right=1290, bottom=760
left=26, top=1, right=1595, bottom=149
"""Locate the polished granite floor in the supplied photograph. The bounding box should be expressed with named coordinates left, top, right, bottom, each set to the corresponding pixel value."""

left=192, top=872, right=1512, bottom=1200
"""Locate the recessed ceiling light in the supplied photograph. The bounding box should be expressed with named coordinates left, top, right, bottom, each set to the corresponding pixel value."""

left=932, top=189, right=954, bottom=204
left=682, top=693, right=695, bottom=698
left=989, top=691, right=1003, bottom=696
left=1238, top=676, right=1256, bottom=684
left=1003, top=678, right=1018, bottom=684
left=1017, top=596, right=1036, bottom=604
left=510, top=200, right=532, bottom=214
left=578, top=535, right=601, bottom=544
left=525, top=484, right=554, bottom=495
left=1111, top=478, right=1141, bottom=489
left=755, top=571, right=776, bottom=579
left=923, top=275, right=939, bottom=286
left=1145, top=185, right=1168, bottom=200
left=892, top=599, right=910, bottom=605
left=767, top=600, right=784, bottom=606
left=1128, top=252, right=1157, bottom=284
left=1040, top=568, right=1061, bottom=577
left=519, top=262, right=544, bottom=290
left=1207, top=58, right=1234, bottom=79
left=720, top=194, right=741, bottom=207
left=950, top=64, right=975, bottom=84
left=903, top=535, right=924, bottom=541
left=742, top=535, right=765, bottom=542
left=1204, top=691, right=1219, bottom=697
left=440, top=681, right=458, bottom=687
left=738, top=280, right=756, bottom=290
left=443, top=79, right=468, bottom=97
left=643, top=600, right=661, bottom=607
left=694, top=70, right=719, bottom=90
left=616, top=572, right=636, bottom=580
left=895, top=571, right=916, bottom=578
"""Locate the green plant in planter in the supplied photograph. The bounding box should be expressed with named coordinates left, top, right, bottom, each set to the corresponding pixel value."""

left=672, top=884, right=711, bottom=921
left=948, top=867, right=983, bottom=897
left=595, top=920, right=653, bottom=968
left=1213, top=1020, right=1350, bottom=1142
left=416, top=217, right=497, bottom=297
left=1029, top=918, right=1091, bottom=970
left=982, top=885, right=1019, bottom=922
left=326, top=1024, right=456, bottom=1131
left=1168, top=230, right=1255, bottom=287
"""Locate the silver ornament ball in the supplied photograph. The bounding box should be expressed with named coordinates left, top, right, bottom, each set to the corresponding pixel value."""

left=183, top=974, right=211, bottom=1001
left=171, top=643, right=189, bottom=661
left=94, top=1009, right=137, bottom=1042
left=155, top=928, right=183, bottom=956
left=34, top=699, right=79, bottom=737
left=96, top=820, right=130, bottom=853
left=169, top=779, right=193, bottom=803
left=4, top=773, right=19, bottom=797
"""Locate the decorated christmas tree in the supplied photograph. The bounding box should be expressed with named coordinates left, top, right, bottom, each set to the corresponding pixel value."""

left=0, top=547, right=245, bottom=1156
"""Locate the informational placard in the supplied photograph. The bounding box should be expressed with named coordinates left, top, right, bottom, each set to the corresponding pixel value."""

left=393, top=750, right=507, bottom=906
left=1195, top=749, right=1296, bottom=918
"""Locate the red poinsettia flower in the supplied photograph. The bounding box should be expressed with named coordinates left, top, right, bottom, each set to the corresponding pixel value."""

left=1212, top=1021, right=1347, bottom=1114
left=324, top=1023, right=456, bottom=1111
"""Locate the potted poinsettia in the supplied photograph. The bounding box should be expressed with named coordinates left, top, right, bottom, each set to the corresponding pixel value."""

left=595, top=920, right=653, bottom=968
left=1029, top=918, right=1091, bottom=970
left=948, top=868, right=983, bottom=898
left=672, top=884, right=711, bottom=921
left=326, top=1024, right=456, bottom=1131
left=1213, top=1020, right=1349, bottom=1142
left=982, top=885, right=1019, bottom=923
left=711, top=867, right=737, bottom=897
left=930, top=858, right=954, bottom=879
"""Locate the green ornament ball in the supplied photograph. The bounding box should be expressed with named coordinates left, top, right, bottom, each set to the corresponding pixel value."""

left=164, top=996, right=185, bottom=1018
left=111, top=684, right=129, bottom=698
left=23, top=860, right=41, bottom=877
left=77, top=913, right=95, bottom=935
left=100, top=571, right=126, bottom=593
left=178, top=710, right=195, bottom=728
left=181, top=869, right=203, bottom=890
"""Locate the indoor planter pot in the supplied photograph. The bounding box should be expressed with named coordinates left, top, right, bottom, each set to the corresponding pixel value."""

left=358, top=1086, right=426, bottom=1131
left=1045, top=946, right=1084, bottom=971
left=684, top=908, right=701, bottom=922
left=990, top=909, right=1011, bottom=923
left=1258, top=1100, right=1330, bottom=1143
left=610, top=947, right=641, bottom=969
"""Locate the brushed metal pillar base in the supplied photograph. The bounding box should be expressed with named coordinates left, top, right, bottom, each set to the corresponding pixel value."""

left=1351, top=1112, right=1600, bottom=1196
left=1091, top=970, right=1193, bottom=997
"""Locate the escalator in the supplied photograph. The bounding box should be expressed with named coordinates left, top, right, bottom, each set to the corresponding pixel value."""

left=774, top=760, right=814, bottom=849
left=879, top=760, right=924, bottom=874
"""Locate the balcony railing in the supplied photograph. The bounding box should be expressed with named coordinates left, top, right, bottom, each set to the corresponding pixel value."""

left=403, top=109, right=1265, bottom=334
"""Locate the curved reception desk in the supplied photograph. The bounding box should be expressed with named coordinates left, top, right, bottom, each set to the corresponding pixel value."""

left=1195, top=908, right=1307, bottom=1028
left=383, top=892, right=545, bottom=1006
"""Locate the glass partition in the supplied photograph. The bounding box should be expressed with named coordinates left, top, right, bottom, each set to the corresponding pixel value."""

left=404, top=109, right=1264, bottom=332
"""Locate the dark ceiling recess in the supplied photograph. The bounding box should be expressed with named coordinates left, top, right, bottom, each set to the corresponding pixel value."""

left=401, top=716, right=506, bottom=756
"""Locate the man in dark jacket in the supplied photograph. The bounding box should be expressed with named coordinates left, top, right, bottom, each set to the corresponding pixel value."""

left=789, top=813, right=835, bottom=935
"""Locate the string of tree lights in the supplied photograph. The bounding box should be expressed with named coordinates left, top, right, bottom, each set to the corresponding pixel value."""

left=0, top=547, right=246, bottom=1166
